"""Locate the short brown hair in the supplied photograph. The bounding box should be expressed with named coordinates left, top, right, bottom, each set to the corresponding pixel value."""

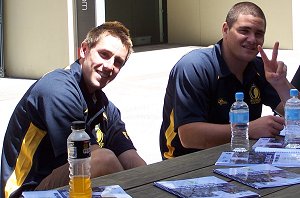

left=226, top=1, right=266, bottom=30
left=84, top=21, right=133, bottom=62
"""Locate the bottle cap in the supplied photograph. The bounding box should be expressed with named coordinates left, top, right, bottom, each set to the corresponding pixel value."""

left=290, top=89, right=299, bottom=97
left=71, top=121, right=86, bottom=130
left=235, top=92, right=244, bottom=100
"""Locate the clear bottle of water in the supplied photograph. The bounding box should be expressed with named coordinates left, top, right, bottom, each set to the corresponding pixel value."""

left=284, top=88, right=300, bottom=148
left=67, top=121, right=92, bottom=198
left=229, top=92, right=249, bottom=152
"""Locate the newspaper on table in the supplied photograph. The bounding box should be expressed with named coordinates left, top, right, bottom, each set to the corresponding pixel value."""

left=154, top=176, right=260, bottom=197
left=21, top=184, right=132, bottom=198
left=215, top=151, right=300, bottom=167
left=252, top=137, right=300, bottom=153
left=213, top=164, right=300, bottom=189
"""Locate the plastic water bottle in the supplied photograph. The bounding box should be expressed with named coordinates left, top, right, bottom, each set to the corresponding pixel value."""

left=67, top=121, right=92, bottom=198
left=229, top=92, right=249, bottom=152
left=284, top=88, right=300, bottom=148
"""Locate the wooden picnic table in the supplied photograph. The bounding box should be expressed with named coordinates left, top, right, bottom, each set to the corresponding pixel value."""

left=86, top=140, right=300, bottom=197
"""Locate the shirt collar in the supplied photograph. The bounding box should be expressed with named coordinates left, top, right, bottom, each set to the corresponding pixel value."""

left=215, top=39, right=259, bottom=80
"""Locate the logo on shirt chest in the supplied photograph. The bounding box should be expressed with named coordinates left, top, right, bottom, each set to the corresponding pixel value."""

left=95, top=125, right=104, bottom=148
left=94, top=112, right=108, bottom=148
left=218, top=98, right=228, bottom=106
left=249, top=84, right=261, bottom=104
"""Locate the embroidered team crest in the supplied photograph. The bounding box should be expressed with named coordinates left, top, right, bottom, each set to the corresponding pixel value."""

left=249, top=84, right=261, bottom=104
left=95, top=125, right=104, bottom=148
left=94, top=112, right=108, bottom=148
left=218, top=98, right=228, bottom=106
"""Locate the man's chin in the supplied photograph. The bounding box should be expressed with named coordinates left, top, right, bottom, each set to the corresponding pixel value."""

left=95, top=80, right=110, bottom=90
left=243, top=51, right=258, bottom=60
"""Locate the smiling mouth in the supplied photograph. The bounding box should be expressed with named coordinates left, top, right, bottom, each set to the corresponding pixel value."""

left=243, top=44, right=257, bottom=51
left=97, top=71, right=111, bottom=78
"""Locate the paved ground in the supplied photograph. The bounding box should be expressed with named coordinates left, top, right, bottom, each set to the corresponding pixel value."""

left=1, top=44, right=300, bottom=165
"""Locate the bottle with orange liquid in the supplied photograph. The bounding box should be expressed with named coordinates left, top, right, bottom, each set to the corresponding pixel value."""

left=67, top=121, right=92, bottom=198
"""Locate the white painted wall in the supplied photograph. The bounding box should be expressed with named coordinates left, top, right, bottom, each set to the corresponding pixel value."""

left=292, top=0, right=300, bottom=51
left=4, top=0, right=72, bottom=79
left=168, top=0, right=294, bottom=49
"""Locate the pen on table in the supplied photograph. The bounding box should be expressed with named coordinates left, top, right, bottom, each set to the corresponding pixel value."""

left=273, top=110, right=286, bottom=136
left=274, top=110, right=283, bottom=117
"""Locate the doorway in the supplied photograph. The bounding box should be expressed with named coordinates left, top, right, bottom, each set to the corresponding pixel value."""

left=104, top=0, right=167, bottom=46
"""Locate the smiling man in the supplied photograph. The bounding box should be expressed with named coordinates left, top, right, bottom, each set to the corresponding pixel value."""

left=160, top=2, right=292, bottom=160
left=1, top=21, right=146, bottom=198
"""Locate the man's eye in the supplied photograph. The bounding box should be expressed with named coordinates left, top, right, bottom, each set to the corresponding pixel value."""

left=114, top=59, right=124, bottom=68
left=239, top=29, right=248, bottom=34
left=256, top=32, right=264, bottom=38
left=99, top=52, right=110, bottom=59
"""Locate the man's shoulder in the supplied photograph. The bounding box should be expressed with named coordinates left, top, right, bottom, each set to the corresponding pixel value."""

left=185, top=45, right=215, bottom=57
left=43, top=68, right=69, bottom=78
left=174, top=44, right=218, bottom=71
left=40, top=61, right=81, bottom=82
left=32, top=68, right=79, bottom=97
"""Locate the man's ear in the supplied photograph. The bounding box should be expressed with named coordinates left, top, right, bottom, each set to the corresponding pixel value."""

left=80, top=42, right=88, bottom=58
left=222, top=22, right=229, bottom=36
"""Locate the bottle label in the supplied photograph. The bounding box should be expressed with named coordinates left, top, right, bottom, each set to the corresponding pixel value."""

left=230, top=112, right=249, bottom=123
left=286, top=109, right=300, bottom=121
left=68, top=140, right=91, bottom=159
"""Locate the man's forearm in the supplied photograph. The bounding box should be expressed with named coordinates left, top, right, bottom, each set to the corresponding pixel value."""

left=178, top=122, right=231, bottom=149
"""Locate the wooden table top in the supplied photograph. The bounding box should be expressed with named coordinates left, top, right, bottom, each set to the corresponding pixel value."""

left=84, top=141, right=300, bottom=197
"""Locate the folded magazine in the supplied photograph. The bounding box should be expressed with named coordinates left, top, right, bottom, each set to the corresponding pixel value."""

left=154, top=176, right=260, bottom=197
left=21, top=185, right=132, bottom=198
left=215, top=151, right=300, bottom=167
left=252, top=137, right=300, bottom=153
left=213, top=164, right=300, bottom=189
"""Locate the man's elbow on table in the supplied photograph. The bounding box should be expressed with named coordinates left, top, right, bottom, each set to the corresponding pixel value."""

left=178, top=122, right=231, bottom=149
left=178, top=123, right=209, bottom=149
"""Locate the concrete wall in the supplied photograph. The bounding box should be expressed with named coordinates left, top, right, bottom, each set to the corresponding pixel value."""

left=4, top=0, right=72, bottom=79
left=168, top=0, right=293, bottom=49
left=292, top=0, right=300, bottom=51
left=2, top=0, right=296, bottom=79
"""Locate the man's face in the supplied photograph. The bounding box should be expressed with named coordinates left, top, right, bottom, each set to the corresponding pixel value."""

left=80, top=34, right=128, bottom=93
left=222, top=14, right=265, bottom=63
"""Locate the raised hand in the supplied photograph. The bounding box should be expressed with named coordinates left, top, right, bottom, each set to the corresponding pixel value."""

left=258, top=42, right=287, bottom=86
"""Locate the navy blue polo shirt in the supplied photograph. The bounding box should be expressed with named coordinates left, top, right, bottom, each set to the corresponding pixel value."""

left=160, top=40, right=281, bottom=159
left=1, top=60, right=135, bottom=197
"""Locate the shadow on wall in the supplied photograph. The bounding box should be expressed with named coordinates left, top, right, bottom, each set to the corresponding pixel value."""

left=133, top=44, right=194, bottom=53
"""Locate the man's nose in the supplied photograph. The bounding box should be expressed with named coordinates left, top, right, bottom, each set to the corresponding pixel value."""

left=103, top=57, right=114, bottom=70
left=247, top=33, right=257, bottom=44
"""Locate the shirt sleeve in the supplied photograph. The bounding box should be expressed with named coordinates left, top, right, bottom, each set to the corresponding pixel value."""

left=26, top=70, right=86, bottom=157
left=172, top=51, right=213, bottom=130
left=104, top=101, right=136, bottom=156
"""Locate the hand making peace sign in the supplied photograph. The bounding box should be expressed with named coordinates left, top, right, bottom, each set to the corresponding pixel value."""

left=258, top=42, right=287, bottom=87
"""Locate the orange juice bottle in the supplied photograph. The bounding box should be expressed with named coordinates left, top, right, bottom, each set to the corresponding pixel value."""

left=67, top=121, right=92, bottom=198
left=69, top=176, right=92, bottom=197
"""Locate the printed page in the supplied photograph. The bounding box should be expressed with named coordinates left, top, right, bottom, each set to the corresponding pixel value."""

left=213, top=164, right=300, bottom=189
left=154, top=176, right=259, bottom=198
left=252, top=138, right=300, bottom=153
left=21, top=185, right=132, bottom=198
left=215, top=151, right=300, bottom=167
